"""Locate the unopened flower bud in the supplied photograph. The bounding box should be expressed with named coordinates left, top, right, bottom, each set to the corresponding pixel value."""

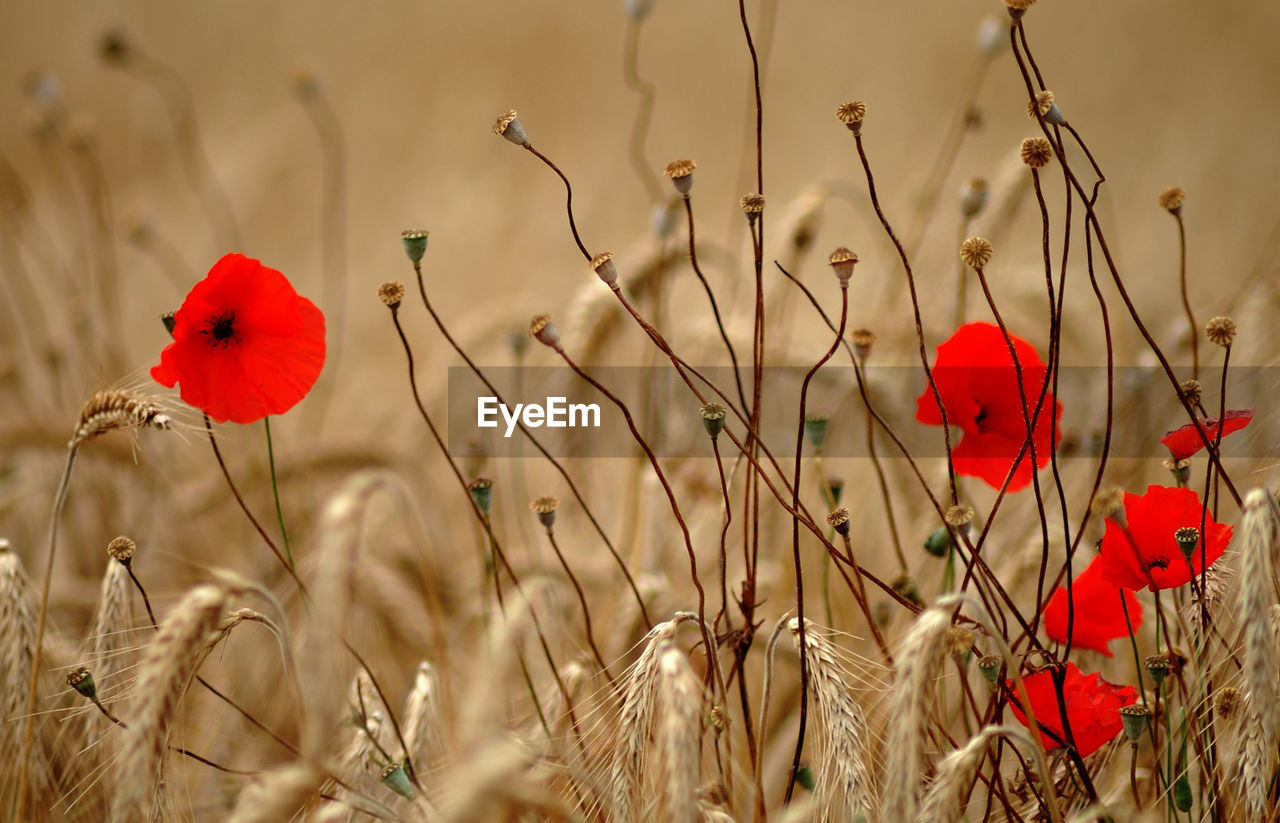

left=469, top=478, right=493, bottom=515
left=1091, top=487, right=1126, bottom=528
left=67, top=666, right=97, bottom=700
left=924, top=526, right=952, bottom=558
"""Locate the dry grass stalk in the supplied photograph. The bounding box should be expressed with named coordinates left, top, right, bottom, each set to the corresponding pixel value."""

left=1, top=540, right=47, bottom=808
left=610, top=616, right=683, bottom=823
left=787, top=617, right=877, bottom=820
left=110, top=582, right=236, bottom=823
left=69, top=388, right=172, bottom=449
left=655, top=645, right=703, bottom=823
left=883, top=606, right=950, bottom=823
left=227, top=762, right=324, bottom=823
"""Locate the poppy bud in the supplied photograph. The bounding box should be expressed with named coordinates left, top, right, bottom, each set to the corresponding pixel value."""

left=803, top=415, right=830, bottom=450
left=529, top=314, right=562, bottom=351
left=468, top=478, right=493, bottom=515
left=978, top=655, right=1002, bottom=684
left=1120, top=703, right=1150, bottom=743
left=851, top=328, right=876, bottom=361
left=826, top=477, right=844, bottom=506
left=740, top=193, right=765, bottom=226
left=380, top=763, right=415, bottom=799
left=826, top=507, right=851, bottom=537
left=1205, top=316, right=1236, bottom=347
left=67, top=666, right=97, bottom=700
left=959, top=177, right=989, bottom=219
left=924, top=525, right=952, bottom=558
left=663, top=159, right=696, bottom=197
left=835, top=101, right=866, bottom=136
left=795, top=761, right=815, bottom=791
left=625, top=0, right=654, bottom=21
left=104, top=537, right=135, bottom=569
left=1158, top=186, right=1185, bottom=214
left=530, top=496, right=558, bottom=529
left=827, top=248, right=858, bottom=284
left=1144, top=654, right=1169, bottom=688
left=377, top=280, right=405, bottom=310
left=700, top=402, right=726, bottom=439
left=400, top=229, right=429, bottom=265
left=1173, top=774, right=1193, bottom=812
left=590, top=252, right=618, bottom=287
left=492, top=109, right=528, bottom=147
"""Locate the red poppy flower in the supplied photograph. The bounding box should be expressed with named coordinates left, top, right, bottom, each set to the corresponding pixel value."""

left=1009, top=662, right=1136, bottom=757
left=152, top=254, right=325, bottom=424
left=1097, top=485, right=1231, bottom=592
left=1160, top=408, right=1254, bottom=461
left=915, top=322, right=1062, bottom=491
left=1043, top=554, right=1142, bottom=657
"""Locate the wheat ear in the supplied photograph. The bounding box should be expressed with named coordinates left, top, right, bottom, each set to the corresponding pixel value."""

left=110, top=582, right=235, bottom=823
left=787, top=617, right=877, bottom=820
left=884, top=606, right=950, bottom=823
left=402, top=661, right=443, bottom=775
left=917, top=725, right=1034, bottom=823
left=227, top=762, right=324, bottom=823
left=655, top=645, right=703, bottom=823
left=1, top=540, right=45, bottom=809
left=1235, top=489, right=1279, bottom=819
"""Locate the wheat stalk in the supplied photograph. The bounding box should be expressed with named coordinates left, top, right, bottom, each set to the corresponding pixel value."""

left=69, top=388, right=172, bottom=449
left=611, top=615, right=683, bottom=823
left=402, top=661, right=443, bottom=776
left=1, top=540, right=46, bottom=809
left=917, top=725, right=1033, bottom=823
left=1235, top=490, right=1279, bottom=819
left=227, top=762, right=323, bottom=823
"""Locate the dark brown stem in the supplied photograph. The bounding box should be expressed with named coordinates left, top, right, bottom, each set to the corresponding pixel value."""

left=524, top=144, right=591, bottom=261
left=621, top=19, right=662, bottom=204
left=683, top=196, right=749, bottom=414
left=1173, top=210, right=1198, bottom=379
left=543, top=525, right=614, bottom=684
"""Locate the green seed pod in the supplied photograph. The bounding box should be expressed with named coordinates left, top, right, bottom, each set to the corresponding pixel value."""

left=1174, top=527, right=1199, bottom=561
left=700, top=402, right=726, bottom=439
left=977, top=655, right=1002, bottom=685
left=400, top=229, right=429, bottom=264
left=924, top=525, right=952, bottom=558
left=803, top=416, right=829, bottom=451
left=67, top=666, right=97, bottom=700
left=380, top=763, right=415, bottom=799
left=469, top=478, right=493, bottom=516
left=826, top=477, right=844, bottom=506
left=1120, top=704, right=1150, bottom=744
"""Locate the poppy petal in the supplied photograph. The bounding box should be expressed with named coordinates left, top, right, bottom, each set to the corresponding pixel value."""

left=1160, top=408, right=1254, bottom=461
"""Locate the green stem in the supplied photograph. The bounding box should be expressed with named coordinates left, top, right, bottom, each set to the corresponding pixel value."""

left=264, top=416, right=294, bottom=571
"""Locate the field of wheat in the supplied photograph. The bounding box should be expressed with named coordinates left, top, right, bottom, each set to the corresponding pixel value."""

left=3, top=1, right=1280, bottom=821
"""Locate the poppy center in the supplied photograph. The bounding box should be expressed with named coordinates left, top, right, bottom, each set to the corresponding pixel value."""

left=201, top=309, right=240, bottom=348
left=1146, top=555, right=1170, bottom=571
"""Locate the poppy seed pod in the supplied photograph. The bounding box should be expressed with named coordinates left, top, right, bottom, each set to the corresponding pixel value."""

left=107, top=536, right=136, bottom=566
left=468, top=477, right=493, bottom=515
left=944, top=504, right=975, bottom=539
left=803, top=415, right=830, bottom=450
left=924, top=526, right=952, bottom=558
left=663, top=159, right=696, bottom=197
left=377, top=280, right=406, bottom=309
left=530, top=496, right=558, bottom=529
left=1020, top=136, right=1053, bottom=168
left=529, top=314, right=561, bottom=350
left=1174, top=526, right=1200, bottom=561
left=740, top=193, right=765, bottom=226
left=959, top=237, right=994, bottom=270
left=978, top=655, right=1002, bottom=684
left=67, top=666, right=97, bottom=700
left=1144, top=654, right=1170, bottom=687
left=835, top=101, right=867, bottom=136
left=851, top=328, right=876, bottom=361
left=492, top=109, right=528, bottom=147
left=826, top=477, right=844, bottom=506
left=827, top=248, right=858, bottom=284
left=590, top=252, right=618, bottom=287
left=700, top=402, right=726, bottom=439
left=1158, top=186, right=1186, bottom=213
left=826, top=507, right=851, bottom=537
left=1120, top=704, right=1151, bottom=743
left=1205, top=316, right=1236, bottom=347
left=380, top=764, right=415, bottom=799
left=401, top=229, right=429, bottom=264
